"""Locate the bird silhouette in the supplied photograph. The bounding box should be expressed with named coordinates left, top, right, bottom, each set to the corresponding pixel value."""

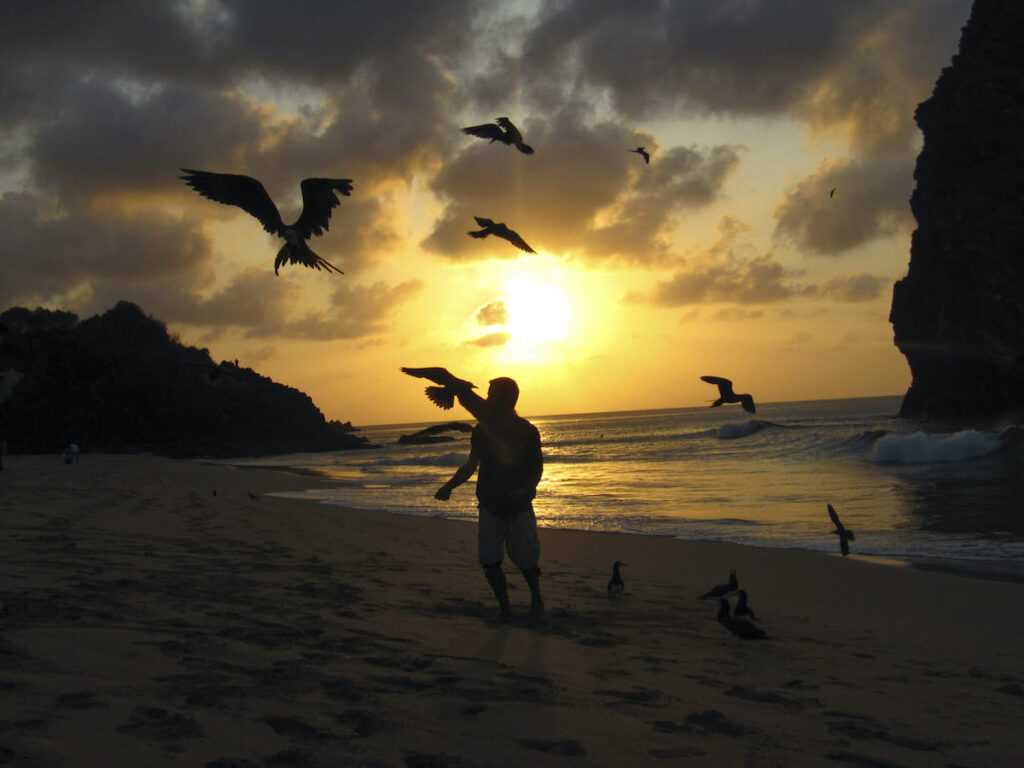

left=401, top=367, right=477, bottom=410
left=700, top=376, right=756, bottom=414
left=733, top=590, right=758, bottom=621
left=608, top=561, right=627, bottom=596
left=628, top=146, right=650, bottom=164
left=462, top=117, right=534, bottom=154
left=717, top=598, right=770, bottom=640
left=698, top=569, right=738, bottom=600
left=827, top=503, right=856, bottom=556
left=180, top=169, right=352, bottom=275
left=829, top=187, right=836, bottom=198
left=467, top=217, right=535, bottom=253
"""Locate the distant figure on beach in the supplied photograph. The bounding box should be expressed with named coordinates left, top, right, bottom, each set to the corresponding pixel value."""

left=63, top=443, right=80, bottom=464
left=701, top=376, right=756, bottom=414
left=733, top=590, right=758, bottom=620
left=717, top=598, right=770, bottom=640
left=827, top=503, right=855, bottom=556
left=431, top=372, right=545, bottom=623
left=698, top=569, right=738, bottom=600
left=608, top=561, right=626, bottom=597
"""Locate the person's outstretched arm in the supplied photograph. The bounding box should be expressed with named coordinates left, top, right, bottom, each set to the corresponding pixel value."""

left=454, top=386, right=492, bottom=422
left=435, top=449, right=479, bottom=500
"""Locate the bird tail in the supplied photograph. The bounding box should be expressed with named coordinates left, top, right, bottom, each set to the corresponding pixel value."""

left=517, top=143, right=534, bottom=155
left=425, top=386, right=456, bottom=410
left=275, top=243, right=344, bottom=275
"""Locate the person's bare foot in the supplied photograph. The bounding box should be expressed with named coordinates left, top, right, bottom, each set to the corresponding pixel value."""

left=488, top=607, right=513, bottom=624
left=528, top=600, right=545, bottom=623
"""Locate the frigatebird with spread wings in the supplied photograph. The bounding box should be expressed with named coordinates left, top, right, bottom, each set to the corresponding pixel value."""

left=401, top=367, right=477, bottom=410
left=180, top=169, right=352, bottom=275
left=468, top=217, right=536, bottom=253
left=462, top=117, right=534, bottom=154
left=701, top=376, right=756, bottom=414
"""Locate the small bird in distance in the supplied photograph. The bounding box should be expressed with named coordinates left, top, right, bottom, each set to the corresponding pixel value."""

left=468, top=217, right=536, bottom=253
left=180, top=169, right=352, bottom=275
left=698, top=569, right=738, bottom=600
left=827, top=503, right=855, bottom=556
left=608, top=561, right=627, bottom=597
left=628, top=146, right=650, bottom=164
left=462, top=117, right=534, bottom=154
left=401, top=367, right=477, bottom=410
left=717, top=598, right=771, bottom=640
left=701, top=376, right=756, bottom=414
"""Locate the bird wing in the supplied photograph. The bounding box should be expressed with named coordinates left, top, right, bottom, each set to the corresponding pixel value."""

left=700, top=376, right=735, bottom=396
left=473, top=216, right=495, bottom=228
left=181, top=169, right=284, bottom=234
left=292, top=178, right=353, bottom=239
left=827, top=503, right=844, bottom=531
left=739, top=395, right=756, bottom=414
left=498, top=227, right=536, bottom=253
left=401, top=367, right=476, bottom=390
left=462, top=123, right=506, bottom=142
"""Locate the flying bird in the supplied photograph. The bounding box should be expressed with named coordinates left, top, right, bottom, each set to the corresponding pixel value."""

left=701, top=376, right=756, bottom=414
left=698, top=569, right=738, bottom=600
left=628, top=146, right=650, bottom=164
left=468, top=217, right=536, bottom=253
left=608, top=561, right=627, bottom=597
left=462, top=117, right=534, bottom=154
left=717, top=598, right=770, bottom=640
left=827, top=503, right=856, bottom=556
left=829, top=187, right=836, bottom=198
left=733, top=590, right=758, bottom=621
left=180, top=169, right=352, bottom=275
left=401, top=367, right=477, bottom=410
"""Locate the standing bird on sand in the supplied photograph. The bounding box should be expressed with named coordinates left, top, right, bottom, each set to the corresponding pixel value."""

left=698, top=569, right=738, bottom=600
left=701, top=376, right=756, bottom=414
left=462, top=117, right=534, bottom=154
left=717, top=598, right=771, bottom=640
left=828, top=503, right=856, bottom=556
left=628, top=146, right=650, bottom=164
left=468, top=217, right=536, bottom=253
left=401, top=367, right=477, bottom=410
left=608, top=561, right=627, bottom=597
left=733, top=590, right=758, bottom=621
left=180, top=169, right=352, bottom=275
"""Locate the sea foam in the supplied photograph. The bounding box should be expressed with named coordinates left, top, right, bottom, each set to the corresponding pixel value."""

left=871, top=429, right=1001, bottom=464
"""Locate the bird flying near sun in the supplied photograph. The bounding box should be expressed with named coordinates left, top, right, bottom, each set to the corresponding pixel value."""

left=401, top=367, right=477, bottom=410
left=180, top=169, right=353, bottom=275
left=628, top=146, right=650, bottom=164
left=468, top=217, right=536, bottom=253
left=462, top=117, right=534, bottom=154
left=701, top=376, right=756, bottom=414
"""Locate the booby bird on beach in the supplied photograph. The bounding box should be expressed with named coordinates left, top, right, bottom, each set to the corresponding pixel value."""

left=700, top=376, right=756, bottom=414
left=698, top=569, right=738, bottom=600
left=462, top=117, right=534, bottom=154
left=733, top=590, right=758, bottom=621
left=608, top=561, right=627, bottom=596
left=180, top=169, right=352, bottom=275
left=828, top=503, right=856, bottom=556
left=718, top=598, right=770, bottom=640
left=401, top=367, right=477, bottom=410
left=628, top=146, right=650, bottom=164
left=467, top=217, right=536, bottom=253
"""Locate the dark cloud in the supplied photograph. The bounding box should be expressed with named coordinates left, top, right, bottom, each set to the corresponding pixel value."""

left=467, top=331, right=511, bottom=348
left=772, top=156, right=914, bottom=255
left=271, top=279, right=424, bottom=341
left=811, top=274, right=888, bottom=303
left=475, top=298, right=509, bottom=326
left=422, top=112, right=740, bottom=264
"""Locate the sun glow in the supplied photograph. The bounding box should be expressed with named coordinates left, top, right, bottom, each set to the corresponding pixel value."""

left=502, top=277, right=571, bottom=346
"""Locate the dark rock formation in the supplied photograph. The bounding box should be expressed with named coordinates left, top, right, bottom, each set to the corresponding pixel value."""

left=890, top=0, right=1024, bottom=419
left=0, top=301, right=374, bottom=458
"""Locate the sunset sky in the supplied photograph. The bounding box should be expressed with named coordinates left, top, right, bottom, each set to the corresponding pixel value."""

left=0, top=1, right=973, bottom=425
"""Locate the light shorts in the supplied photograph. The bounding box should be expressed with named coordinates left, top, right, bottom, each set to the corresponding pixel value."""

left=478, top=503, right=541, bottom=570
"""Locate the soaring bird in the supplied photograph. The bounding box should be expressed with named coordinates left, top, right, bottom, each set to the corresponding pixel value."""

left=180, top=169, right=352, bottom=275
left=468, top=217, right=536, bottom=253
left=717, top=598, right=770, bottom=640
left=733, top=590, right=758, bottom=621
left=608, top=561, right=627, bottom=597
left=827, top=503, right=856, bottom=556
left=829, top=187, right=836, bottom=198
left=462, top=117, right=534, bottom=154
left=628, top=146, right=650, bottom=164
left=698, top=569, right=738, bottom=600
left=401, top=367, right=477, bottom=410
left=701, top=376, right=756, bottom=414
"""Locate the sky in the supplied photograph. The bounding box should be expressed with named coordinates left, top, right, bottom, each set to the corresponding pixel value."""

left=0, top=0, right=975, bottom=425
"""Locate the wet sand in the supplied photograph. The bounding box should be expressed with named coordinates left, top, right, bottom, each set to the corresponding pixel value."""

left=1, top=453, right=1022, bottom=767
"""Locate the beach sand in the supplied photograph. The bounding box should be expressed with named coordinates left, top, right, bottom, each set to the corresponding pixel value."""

left=1, top=454, right=1022, bottom=767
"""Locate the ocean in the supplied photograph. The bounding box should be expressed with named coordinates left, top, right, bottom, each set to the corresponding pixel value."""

left=225, top=396, right=1024, bottom=571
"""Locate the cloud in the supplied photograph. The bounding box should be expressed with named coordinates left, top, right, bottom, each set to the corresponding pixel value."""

left=475, top=298, right=509, bottom=326
left=274, top=279, right=424, bottom=340
left=772, top=155, right=915, bottom=255
left=812, top=274, right=888, bottom=303
left=467, top=331, right=511, bottom=348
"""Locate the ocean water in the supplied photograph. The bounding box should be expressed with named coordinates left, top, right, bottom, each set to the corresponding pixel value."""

left=226, top=396, right=1024, bottom=567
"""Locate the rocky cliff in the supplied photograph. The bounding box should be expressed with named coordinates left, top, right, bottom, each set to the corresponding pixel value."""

left=889, top=0, right=1024, bottom=419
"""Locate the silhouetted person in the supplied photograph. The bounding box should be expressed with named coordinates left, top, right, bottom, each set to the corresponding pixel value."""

left=467, top=217, right=536, bottom=253
left=701, top=376, right=756, bottom=414
left=698, top=568, right=738, bottom=600
left=432, top=375, right=544, bottom=623
left=180, top=169, right=352, bottom=274
left=462, top=117, right=534, bottom=154
left=717, top=598, right=770, bottom=640
left=608, top=561, right=626, bottom=596
left=828, top=503, right=855, bottom=556
left=628, top=146, right=650, bottom=164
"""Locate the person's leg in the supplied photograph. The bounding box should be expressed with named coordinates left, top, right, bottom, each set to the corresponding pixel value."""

left=507, top=505, right=543, bottom=619
left=482, top=562, right=511, bottom=621
left=478, top=507, right=512, bottom=621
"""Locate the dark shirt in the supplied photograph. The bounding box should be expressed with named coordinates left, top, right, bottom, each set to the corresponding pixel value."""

left=471, top=416, right=543, bottom=516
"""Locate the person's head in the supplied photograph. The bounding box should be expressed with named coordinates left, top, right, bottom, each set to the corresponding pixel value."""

left=487, top=376, right=519, bottom=412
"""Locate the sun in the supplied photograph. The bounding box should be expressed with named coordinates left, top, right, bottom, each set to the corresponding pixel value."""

left=502, top=277, right=571, bottom=346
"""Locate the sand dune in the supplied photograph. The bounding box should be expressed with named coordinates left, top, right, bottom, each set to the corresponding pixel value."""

left=1, top=454, right=1022, bottom=767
